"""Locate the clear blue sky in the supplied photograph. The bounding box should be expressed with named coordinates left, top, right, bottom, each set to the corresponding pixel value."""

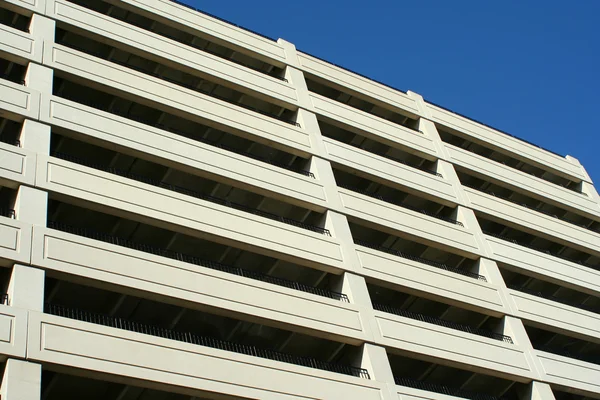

left=184, top=1, right=599, bottom=183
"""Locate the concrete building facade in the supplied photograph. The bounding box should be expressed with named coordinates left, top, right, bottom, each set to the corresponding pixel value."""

left=0, top=0, right=599, bottom=399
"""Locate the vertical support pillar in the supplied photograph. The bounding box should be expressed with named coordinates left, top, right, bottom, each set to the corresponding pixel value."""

left=359, top=343, right=397, bottom=400
left=25, top=63, right=53, bottom=97
left=566, top=155, right=600, bottom=206
left=13, top=186, right=48, bottom=227
left=29, top=13, right=56, bottom=65
left=7, top=264, right=45, bottom=311
left=324, top=210, right=360, bottom=272
left=19, top=119, right=51, bottom=156
left=0, top=359, right=42, bottom=400
left=529, top=381, right=557, bottom=400
left=503, top=315, right=544, bottom=380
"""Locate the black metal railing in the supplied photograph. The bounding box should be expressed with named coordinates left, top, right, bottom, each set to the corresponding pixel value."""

left=355, top=240, right=486, bottom=281
left=482, top=231, right=597, bottom=270
left=47, top=221, right=347, bottom=302
left=60, top=41, right=299, bottom=127
left=154, top=122, right=314, bottom=178
left=374, top=303, right=513, bottom=343
left=508, top=284, right=598, bottom=314
left=463, top=182, right=598, bottom=234
left=337, top=182, right=463, bottom=226
left=46, top=302, right=369, bottom=378
left=0, top=208, right=16, bottom=219
left=395, top=376, right=506, bottom=400
left=52, top=152, right=329, bottom=236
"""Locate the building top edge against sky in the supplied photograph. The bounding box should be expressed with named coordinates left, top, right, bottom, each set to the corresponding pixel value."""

left=173, top=0, right=567, bottom=161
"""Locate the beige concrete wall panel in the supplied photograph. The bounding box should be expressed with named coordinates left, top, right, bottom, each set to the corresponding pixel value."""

left=485, top=235, right=600, bottom=297
left=534, top=350, right=600, bottom=397
left=297, top=52, right=420, bottom=118
left=40, top=95, right=328, bottom=209
left=0, top=24, right=38, bottom=63
left=0, top=79, right=39, bottom=121
left=45, top=44, right=312, bottom=155
left=339, top=188, right=481, bottom=257
left=0, top=217, right=31, bottom=266
left=448, top=145, right=600, bottom=219
left=466, top=188, right=600, bottom=256
left=0, top=304, right=27, bottom=360
left=508, top=289, right=600, bottom=343
left=2, top=0, right=44, bottom=15
left=32, top=227, right=367, bottom=342
left=429, top=104, right=586, bottom=182
left=111, top=0, right=287, bottom=65
left=310, top=93, right=438, bottom=159
left=324, top=137, right=457, bottom=205
left=356, top=246, right=507, bottom=315
left=47, top=0, right=298, bottom=107
left=374, top=311, right=534, bottom=380
left=0, top=142, right=36, bottom=188
left=28, top=312, right=385, bottom=400
left=36, top=156, right=345, bottom=271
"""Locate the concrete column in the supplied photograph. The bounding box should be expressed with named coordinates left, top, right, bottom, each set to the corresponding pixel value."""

left=19, top=119, right=51, bottom=155
left=418, top=118, right=451, bottom=161
left=297, top=108, right=327, bottom=158
left=25, top=63, right=53, bottom=95
left=359, top=344, right=397, bottom=400
left=503, top=316, right=544, bottom=380
left=7, top=264, right=45, bottom=311
left=566, top=155, right=593, bottom=185
left=13, top=186, right=48, bottom=226
left=437, top=160, right=469, bottom=206
left=324, top=210, right=360, bottom=273
left=30, top=13, right=56, bottom=65
left=308, top=157, right=343, bottom=212
left=581, top=181, right=600, bottom=207
left=0, top=359, right=42, bottom=400
left=278, top=38, right=329, bottom=160
left=333, top=271, right=378, bottom=342
left=455, top=205, right=494, bottom=259
left=529, top=381, right=556, bottom=400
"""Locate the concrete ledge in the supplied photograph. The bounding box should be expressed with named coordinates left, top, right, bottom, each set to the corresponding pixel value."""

left=355, top=245, right=507, bottom=316
left=429, top=103, right=586, bottom=182
left=340, top=188, right=481, bottom=258
left=298, top=52, right=420, bottom=118
left=310, top=92, right=437, bottom=159
left=0, top=79, right=39, bottom=121
left=46, top=0, right=298, bottom=108
left=0, top=142, right=36, bottom=188
left=375, top=310, right=534, bottom=381
left=447, top=144, right=600, bottom=219
left=324, top=137, right=457, bottom=206
left=0, top=217, right=31, bottom=267
left=534, top=349, right=600, bottom=397
left=44, top=43, right=313, bottom=156
left=31, top=226, right=368, bottom=343
left=485, top=234, right=600, bottom=297
left=40, top=95, right=328, bottom=210
left=35, top=155, right=346, bottom=272
left=27, top=311, right=386, bottom=400
left=0, top=304, right=27, bottom=360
